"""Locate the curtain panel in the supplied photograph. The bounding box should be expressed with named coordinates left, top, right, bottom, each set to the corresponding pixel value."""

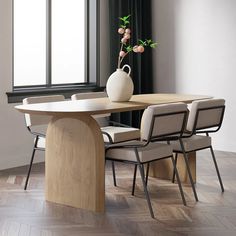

left=109, top=0, right=153, bottom=127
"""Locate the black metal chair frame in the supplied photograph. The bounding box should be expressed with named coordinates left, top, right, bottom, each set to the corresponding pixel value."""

left=172, top=105, right=226, bottom=197
left=105, top=109, right=189, bottom=218
left=24, top=126, right=45, bottom=190
left=102, top=119, right=140, bottom=187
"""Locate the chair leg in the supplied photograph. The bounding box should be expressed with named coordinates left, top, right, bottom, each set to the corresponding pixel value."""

left=172, top=153, right=178, bottom=183
left=209, top=146, right=224, bottom=192
left=132, top=163, right=149, bottom=196
left=24, top=137, right=39, bottom=190
left=146, top=163, right=150, bottom=185
left=111, top=161, right=117, bottom=187
left=132, top=164, right=137, bottom=195
left=134, top=148, right=154, bottom=218
left=138, top=164, right=155, bottom=218
left=179, top=140, right=199, bottom=202
left=170, top=155, right=187, bottom=206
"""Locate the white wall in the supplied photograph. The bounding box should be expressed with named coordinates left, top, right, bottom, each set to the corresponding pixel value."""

left=152, top=0, right=236, bottom=152
left=0, top=0, right=43, bottom=170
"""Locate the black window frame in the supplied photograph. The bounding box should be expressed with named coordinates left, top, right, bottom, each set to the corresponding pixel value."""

left=7, top=0, right=102, bottom=103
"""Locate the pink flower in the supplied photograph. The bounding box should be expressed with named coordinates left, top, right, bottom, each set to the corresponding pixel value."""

left=118, top=28, right=125, bottom=34
left=124, top=33, right=131, bottom=40
left=138, top=45, right=145, bottom=53
left=125, top=28, right=131, bottom=34
left=133, top=45, right=139, bottom=53
left=119, top=51, right=126, bottom=57
left=121, top=38, right=127, bottom=44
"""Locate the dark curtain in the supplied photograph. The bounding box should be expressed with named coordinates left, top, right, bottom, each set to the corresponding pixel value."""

left=109, top=0, right=153, bottom=128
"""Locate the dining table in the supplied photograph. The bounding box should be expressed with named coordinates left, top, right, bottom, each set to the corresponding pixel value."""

left=15, top=93, right=211, bottom=213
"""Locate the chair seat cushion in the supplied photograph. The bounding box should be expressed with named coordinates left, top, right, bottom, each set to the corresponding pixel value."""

left=101, top=126, right=140, bottom=143
left=171, top=135, right=211, bottom=152
left=106, top=141, right=173, bottom=163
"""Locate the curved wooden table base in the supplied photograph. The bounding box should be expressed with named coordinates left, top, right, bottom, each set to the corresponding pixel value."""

left=149, top=152, right=196, bottom=184
left=45, top=115, right=105, bottom=212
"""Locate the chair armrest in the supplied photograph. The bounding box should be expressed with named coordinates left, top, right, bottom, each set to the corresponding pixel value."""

left=101, top=131, right=113, bottom=143
left=31, top=132, right=46, bottom=138
left=27, top=127, right=46, bottom=138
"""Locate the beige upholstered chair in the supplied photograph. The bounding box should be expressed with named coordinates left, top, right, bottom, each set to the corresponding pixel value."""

left=71, top=92, right=140, bottom=186
left=71, top=92, right=140, bottom=142
left=106, top=103, right=189, bottom=218
left=171, top=98, right=225, bottom=200
left=23, top=95, right=65, bottom=190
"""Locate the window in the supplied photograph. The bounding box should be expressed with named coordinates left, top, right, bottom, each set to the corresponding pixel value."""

left=51, top=0, right=85, bottom=85
left=14, top=0, right=47, bottom=86
left=12, top=0, right=99, bottom=92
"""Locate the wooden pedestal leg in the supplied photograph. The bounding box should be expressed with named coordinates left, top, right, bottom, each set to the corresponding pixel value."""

left=45, top=115, right=105, bottom=212
left=149, top=152, right=196, bottom=184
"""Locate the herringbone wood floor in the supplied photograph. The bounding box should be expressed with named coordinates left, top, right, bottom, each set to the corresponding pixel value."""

left=0, top=150, right=236, bottom=236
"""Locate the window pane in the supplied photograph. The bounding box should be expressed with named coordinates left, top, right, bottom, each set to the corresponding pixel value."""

left=51, top=0, right=85, bottom=84
left=14, top=0, right=46, bottom=86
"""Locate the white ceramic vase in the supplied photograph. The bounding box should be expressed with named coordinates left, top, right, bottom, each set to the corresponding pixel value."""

left=106, top=64, right=134, bottom=102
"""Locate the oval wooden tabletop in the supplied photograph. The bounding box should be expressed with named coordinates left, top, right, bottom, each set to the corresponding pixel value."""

left=15, top=93, right=212, bottom=116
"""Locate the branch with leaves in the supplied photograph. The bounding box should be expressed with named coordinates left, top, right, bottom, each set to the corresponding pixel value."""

left=117, top=15, right=158, bottom=68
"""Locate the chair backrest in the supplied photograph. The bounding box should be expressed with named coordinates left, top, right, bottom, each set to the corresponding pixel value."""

left=71, top=91, right=107, bottom=101
left=186, top=98, right=225, bottom=133
left=140, top=103, right=188, bottom=141
left=71, top=92, right=110, bottom=126
left=23, top=95, right=65, bottom=127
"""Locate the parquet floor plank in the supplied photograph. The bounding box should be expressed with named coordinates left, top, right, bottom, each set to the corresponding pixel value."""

left=0, top=150, right=235, bottom=235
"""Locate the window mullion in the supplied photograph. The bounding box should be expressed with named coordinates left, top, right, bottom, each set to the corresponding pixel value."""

left=46, top=0, right=52, bottom=87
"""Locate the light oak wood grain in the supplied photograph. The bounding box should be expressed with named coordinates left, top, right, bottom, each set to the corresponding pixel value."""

left=149, top=152, right=196, bottom=184
left=130, top=93, right=211, bottom=104
left=45, top=114, right=105, bottom=212
left=15, top=94, right=211, bottom=116
left=0, top=151, right=233, bottom=236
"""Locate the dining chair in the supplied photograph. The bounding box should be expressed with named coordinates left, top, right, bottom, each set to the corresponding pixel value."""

left=71, top=92, right=140, bottom=186
left=171, top=98, right=225, bottom=199
left=106, top=103, right=189, bottom=218
left=23, top=95, right=65, bottom=190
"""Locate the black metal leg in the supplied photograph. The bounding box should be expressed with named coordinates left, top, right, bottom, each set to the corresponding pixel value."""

left=179, top=140, right=199, bottom=202
left=145, top=163, right=150, bottom=185
left=209, top=146, right=224, bottom=192
left=111, top=161, right=117, bottom=187
left=132, top=164, right=137, bottom=195
left=24, top=136, right=39, bottom=190
left=138, top=164, right=155, bottom=218
left=172, top=153, right=178, bottom=183
left=170, top=155, right=187, bottom=206
left=134, top=148, right=154, bottom=218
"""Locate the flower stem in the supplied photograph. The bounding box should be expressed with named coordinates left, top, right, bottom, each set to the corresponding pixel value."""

left=117, top=43, right=124, bottom=69
left=120, top=51, right=130, bottom=66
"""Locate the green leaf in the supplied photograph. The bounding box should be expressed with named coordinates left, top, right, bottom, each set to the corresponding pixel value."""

left=138, top=39, right=145, bottom=45
left=119, top=17, right=126, bottom=23
left=119, top=15, right=131, bottom=26
left=150, top=42, right=158, bottom=48
left=123, top=15, right=131, bottom=20
left=143, top=41, right=148, bottom=46
left=124, top=20, right=129, bottom=25
left=125, top=45, right=133, bottom=53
